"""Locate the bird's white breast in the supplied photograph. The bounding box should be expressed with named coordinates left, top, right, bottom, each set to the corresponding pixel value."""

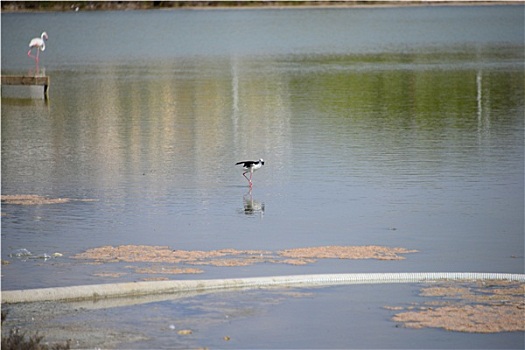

left=29, top=38, right=44, bottom=48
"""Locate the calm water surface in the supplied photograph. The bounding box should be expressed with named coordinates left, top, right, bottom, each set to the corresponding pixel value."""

left=2, top=6, right=524, bottom=349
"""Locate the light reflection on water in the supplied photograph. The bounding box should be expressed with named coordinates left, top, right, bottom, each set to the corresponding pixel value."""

left=1, top=0, right=524, bottom=322
left=1, top=6, right=524, bottom=349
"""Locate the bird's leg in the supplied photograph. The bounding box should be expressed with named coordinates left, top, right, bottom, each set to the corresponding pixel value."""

left=28, top=48, right=36, bottom=62
left=27, top=49, right=37, bottom=75
left=249, top=171, right=253, bottom=187
left=242, top=171, right=251, bottom=183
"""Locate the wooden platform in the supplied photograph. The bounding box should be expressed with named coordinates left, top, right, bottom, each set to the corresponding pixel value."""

left=1, top=75, right=50, bottom=99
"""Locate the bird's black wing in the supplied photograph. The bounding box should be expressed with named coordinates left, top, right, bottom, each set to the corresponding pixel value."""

left=236, top=161, right=255, bottom=166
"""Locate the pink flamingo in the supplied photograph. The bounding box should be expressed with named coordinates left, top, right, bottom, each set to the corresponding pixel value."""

left=27, top=32, right=48, bottom=66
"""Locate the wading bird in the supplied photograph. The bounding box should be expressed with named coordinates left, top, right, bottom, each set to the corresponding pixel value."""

left=27, top=32, right=48, bottom=65
left=236, top=159, right=265, bottom=187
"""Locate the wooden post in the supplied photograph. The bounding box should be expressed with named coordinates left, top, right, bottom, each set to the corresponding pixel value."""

left=1, top=75, right=50, bottom=99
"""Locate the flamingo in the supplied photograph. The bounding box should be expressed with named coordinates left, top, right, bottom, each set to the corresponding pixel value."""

left=27, top=32, right=48, bottom=65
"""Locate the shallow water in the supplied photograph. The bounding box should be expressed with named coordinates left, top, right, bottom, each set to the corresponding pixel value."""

left=5, top=283, right=524, bottom=349
left=1, top=5, right=524, bottom=348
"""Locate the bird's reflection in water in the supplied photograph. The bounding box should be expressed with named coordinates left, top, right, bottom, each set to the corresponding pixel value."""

left=241, top=190, right=265, bottom=218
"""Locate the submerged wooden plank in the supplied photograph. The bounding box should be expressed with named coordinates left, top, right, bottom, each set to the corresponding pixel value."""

left=1, top=75, right=49, bottom=86
left=1, top=75, right=50, bottom=99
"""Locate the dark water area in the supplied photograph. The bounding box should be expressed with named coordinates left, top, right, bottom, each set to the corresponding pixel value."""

left=2, top=5, right=524, bottom=349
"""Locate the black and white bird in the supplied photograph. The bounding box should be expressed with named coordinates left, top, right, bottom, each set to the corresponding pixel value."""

left=236, top=159, right=265, bottom=187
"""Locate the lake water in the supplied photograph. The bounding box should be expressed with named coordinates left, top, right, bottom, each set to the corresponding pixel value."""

left=1, top=5, right=524, bottom=349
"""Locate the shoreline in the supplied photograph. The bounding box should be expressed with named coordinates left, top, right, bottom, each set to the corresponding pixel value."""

left=1, top=1, right=523, bottom=13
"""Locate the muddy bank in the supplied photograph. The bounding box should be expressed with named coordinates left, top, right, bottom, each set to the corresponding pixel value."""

left=0, top=1, right=516, bottom=12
